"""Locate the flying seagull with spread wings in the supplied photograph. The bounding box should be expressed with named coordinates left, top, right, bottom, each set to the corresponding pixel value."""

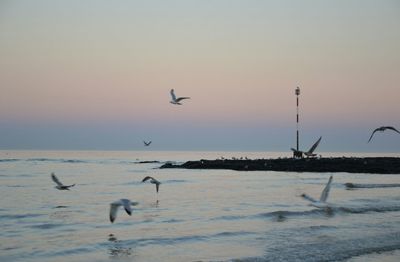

left=368, top=126, right=400, bottom=143
left=51, top=173, right=75, bottom=190
left=142, top=176, right=161, bottom=193
left=143, top=140, right=152, bottom=146
left=109, top=199, right=139, bottom=223
left=301, top=176, right=333, bottom=208
left=291, top=136, right=322, bottom=158
left=170, top=89, right=190, bottom=105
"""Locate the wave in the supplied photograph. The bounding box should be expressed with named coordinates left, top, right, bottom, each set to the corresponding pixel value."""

left=54, top=206, right=68, bottom=209
left=163, top=179, right=188, bottom=184
left=99, top=230, right=256, bottom=248
left=345, top=183, right=400, bottom=189
left=337, top=205, right=400, bottom=214
left=29, top=223, right=65, bottom=230
left=258, top=209, right=328, bottom=221
left=0, top=213, right=44, bottom=220
left=212, top=203, right=400, bottom=222
left=0, top=158, right=89, bottom=164
left=0, top=159, right=20, bottom=162
left=27, top=158, right=87, bottom=163
left=240, top=231, right=400, bottom=262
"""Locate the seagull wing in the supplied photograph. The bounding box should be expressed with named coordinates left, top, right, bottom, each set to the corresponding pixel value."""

left=142, top=176, right=154, bottom=182
left=175, top=97, right=190, bottom=102
left=385, top=126, right=400, bottom=134
left=51, top=173, right=64, bottom=186
left=170, top=89, right=177, bottom=101
left=109, top=202, right=121, bottom=223
left=320, top=176, right=333, bottom=202
left=367, top=129, right=379, bottom=143
left=307, top=136, right=322, bottom=154
left=291, top=148, right=302, bottom=153
left=301, top=193, right=317, bottom=203
left=120, top=199, right=132, bottom=215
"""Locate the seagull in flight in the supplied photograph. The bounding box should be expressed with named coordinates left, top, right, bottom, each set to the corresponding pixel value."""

left=291, top=136, right=322, bottom=158
left=51, top=173, right=75, bottom=190
left=368, top=126, right=400, bottom=143
left=301, top=176, right=333, bottom=208
left=170, top=89, right=190, bottom=105
left=109, top=199, right=139, bottom=223
left=142, top=176, right=161, bottom=193
left=143, top=140, right=152, bottom=146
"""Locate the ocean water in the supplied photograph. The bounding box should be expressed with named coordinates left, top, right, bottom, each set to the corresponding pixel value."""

left=0, top=150, right=400, bottom=262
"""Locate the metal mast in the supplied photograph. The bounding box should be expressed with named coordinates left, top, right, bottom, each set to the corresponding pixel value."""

left=295, top=87, right=300, bottom=153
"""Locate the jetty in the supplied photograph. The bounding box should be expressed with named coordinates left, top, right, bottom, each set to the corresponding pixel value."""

left=160, top=157, right=400, bottom=174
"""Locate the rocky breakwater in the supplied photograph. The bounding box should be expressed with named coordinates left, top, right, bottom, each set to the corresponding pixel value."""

left=160, top=157, right=400, bottom=174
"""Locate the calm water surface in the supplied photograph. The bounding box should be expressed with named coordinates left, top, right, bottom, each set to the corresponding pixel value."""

left=0, top=151, right=399, bottom=262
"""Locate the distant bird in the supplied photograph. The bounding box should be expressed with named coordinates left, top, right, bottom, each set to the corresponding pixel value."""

left=109, top=199, right=139, bottom=223
left=367, top=126, right=400, bottom=143
left=143, top=140, right=152, bottom=146
left=142, top=176, right=161, bottom=193
left=170, top=89, right=190, bottom=105
left=291, top=136, right=322, bottom=158
left=301, top=176, right=333, bottom=208
left=51, top=173, right=75, bottom=190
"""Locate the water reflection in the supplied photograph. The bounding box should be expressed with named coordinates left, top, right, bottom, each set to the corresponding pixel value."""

left=107, top=234, right=135, bottom=259
left=151, top=200, right=159, bottom=208
left=49, top=208, right=73, bottom=221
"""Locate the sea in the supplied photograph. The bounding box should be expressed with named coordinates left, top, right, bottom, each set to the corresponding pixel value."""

left=1, top=150, right=400, bottom=262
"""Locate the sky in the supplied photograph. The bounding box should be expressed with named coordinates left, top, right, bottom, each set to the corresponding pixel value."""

left=0, top=0, right=399, bottom=152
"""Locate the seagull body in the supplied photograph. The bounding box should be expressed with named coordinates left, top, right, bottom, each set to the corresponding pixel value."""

left=291, top=136, right=322, bottom=158
left=368, top=126, right=400, bottom=143
left=301, top=176, right=333, bottom=208
left=142, top=176, right=161, bottom=193
left=143, top=141, right=152, bottom=146
left=170, top=89, right=190, bottom=105
left=109, top=199, right=139, bottom=223
left=51, top=173, right=75, bottom=190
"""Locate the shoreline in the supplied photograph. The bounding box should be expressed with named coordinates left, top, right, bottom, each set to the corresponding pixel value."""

left=160, top=157, right=400, bottom=174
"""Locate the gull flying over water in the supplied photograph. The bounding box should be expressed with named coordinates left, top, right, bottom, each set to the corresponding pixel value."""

left=143, top=140, right=152, bottom=146
left=170, top=89, right=190, bottom=105
left=142, top=176, right=161, bottom=193
left=51, top=173, right=75, bottom=190
left=109, top=199, right=139, bottom=223
left=291, top=136, right=322, bottom=158
left=301, top=176, right=333, bottom=208
left=367, top=126, right=400, bottom=143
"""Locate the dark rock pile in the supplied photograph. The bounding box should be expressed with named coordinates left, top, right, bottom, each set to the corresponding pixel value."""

left=160, top=157, right=400, bottom=174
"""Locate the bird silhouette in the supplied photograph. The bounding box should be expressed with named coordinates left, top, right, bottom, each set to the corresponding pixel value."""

left=368, top=126, right=400, bottom=143
left=51, top=173, right=75, bottom=190
left=170, top=89, right=190, bottom=105
left=142, top=176, right=161, bottom=193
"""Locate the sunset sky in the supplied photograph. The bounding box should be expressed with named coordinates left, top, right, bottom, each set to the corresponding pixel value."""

left=0, top=0, right=399, bottom=152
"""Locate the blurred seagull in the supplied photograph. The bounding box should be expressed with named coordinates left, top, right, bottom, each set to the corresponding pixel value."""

left=291, top=136, right=322, bottom=158
left=51, top=173, right=75, bottom=190
left=170, top=89, right=190, bottom=105
left=143, top=140, right=152, bottom=146
left=368, top=126, right=400, bottom=143
left=109, top=199, right=139, bottom=223
left=301, top=176, right=333, bottom=208
left=142, top=176, right=161, bottom=193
